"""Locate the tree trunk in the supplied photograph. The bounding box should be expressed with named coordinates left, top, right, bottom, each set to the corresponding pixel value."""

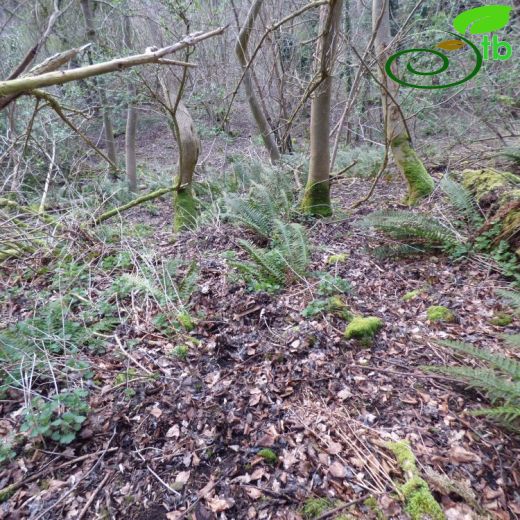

left=235, top=0, right=281, bottom=164
left=372, top=0, right=434, bottom=206
left=159, top=75, right=200, bottom=232
left=124, top=15, right=138, bottom=192
left=301, top=0, right=343, bottom=217
left=80, top=0, right=118, bottom=175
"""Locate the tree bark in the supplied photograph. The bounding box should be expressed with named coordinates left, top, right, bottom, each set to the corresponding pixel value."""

left=372, top=0, right=434, bottom=205
left=80, top=0, right=118, bottom=175
left=301, top=0, right=343, bottom=217
left=124, top=15, right=138, bottom=192
left=235, top=0, right=281, bottom=164
left=159, top=74, right=200, bottom=232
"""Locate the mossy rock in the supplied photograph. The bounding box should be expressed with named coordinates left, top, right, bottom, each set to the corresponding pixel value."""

left=462, top=168, right=520, bottom=255
left=344, top=316, right=383, bottom=346
left=426, top=306, right=455, bottom=323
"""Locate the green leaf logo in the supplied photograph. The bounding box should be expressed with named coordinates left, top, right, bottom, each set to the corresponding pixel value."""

left=453, top=4, right=513, bottom=35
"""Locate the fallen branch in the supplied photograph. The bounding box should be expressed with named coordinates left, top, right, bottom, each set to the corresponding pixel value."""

left=0, top=27, right=226, bottom=102
left=93, top=187, right=174, bottom=226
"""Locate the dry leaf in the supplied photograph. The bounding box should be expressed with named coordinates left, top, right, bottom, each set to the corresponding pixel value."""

left=150, top=407, right=162, bottom=418
left=449, top=446, right=481, bottom=464
left=207, top=496, right=235, bottom=512
left=329, top=461, right=347, bottom=478
left=166, top=424, right=180, bottom=438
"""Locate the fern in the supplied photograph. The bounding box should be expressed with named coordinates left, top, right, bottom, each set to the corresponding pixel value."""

left=440, top=176, right=484, bottom=227
left=497, top=289, right=520, bottom=312
left=357, top=210, right=458, bottom=250
left=230, top=220, right=310, bottom=291
left=425, top=327, right=520, bottom=429
left=504, top=334, right=520, bottom=348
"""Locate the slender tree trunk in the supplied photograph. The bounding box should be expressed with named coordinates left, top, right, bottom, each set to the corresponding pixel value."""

left=235, top=0, right=281, bottom=164
left=80, top=0, right=118, bottom=176
left=123, top=15, right=138, bottom=192
left=159, top=74, right=200, bottom=232
left=301, top=0, right=343, bottom=217
left=373, top=0, right=434, bottom=205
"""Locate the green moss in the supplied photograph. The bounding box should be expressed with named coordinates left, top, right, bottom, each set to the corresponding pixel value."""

left=327, top=253, right=349, bottom=264
left=344, top=316, right=383, bottom=346
left=490, top=312, right=513, bottom=327
left=0, top=484, right=15, bottom=503
left=403, top=289, right=423, bottom=302
left=364, top=496, right=385, bottom=519
left=426, top=306, right=455, bottom=323
left=387, top=441, right=417, bottom=474
left=171, top=345, right=189, bottom=360
left=301, top=498, right=334, bottom=519
left=462, top=168, right=518, bottom=201
left=174, top=187, right=198, bottom=232
left=257, top=448, right=278, bottom=464
left=300, top=181, right=332, bottom=217
left=391, top=136, right=434, bottom=206
left=387, top=441, right=445, bottom=520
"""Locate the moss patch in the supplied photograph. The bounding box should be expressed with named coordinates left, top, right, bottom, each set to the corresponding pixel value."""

left=301, top=498, right=334, bottom=519
left=174, top=187, right=198, bottom=232
left=391, top=135, right=434, bottom=206
left=403, top=287, right=427, bottom=302
left=490, top=312, right=513, bottom=327
left=344, top=316, right=383, bottom=346
left=327, top=253, right=349, bottom=264
left=387, top=441, right=445, bottom=520
left=257, top=448, right=278, bottom=464
left=426, top=306, right=455, bottom=323
left=462, top=168, right=519, bottom=202
left=300, top=181, right=332, bottom=217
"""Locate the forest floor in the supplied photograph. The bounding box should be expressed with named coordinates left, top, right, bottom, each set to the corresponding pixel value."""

left=1, top=118, right=520, bottom=520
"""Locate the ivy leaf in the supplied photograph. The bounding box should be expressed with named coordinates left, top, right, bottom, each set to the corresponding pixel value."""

left=453, top=5, right=513, bottom=35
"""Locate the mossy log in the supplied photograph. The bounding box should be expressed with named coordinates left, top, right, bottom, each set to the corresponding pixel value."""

left=462, top=168, right=520, bottom=255
left=93, top=187, right=174, bottom=226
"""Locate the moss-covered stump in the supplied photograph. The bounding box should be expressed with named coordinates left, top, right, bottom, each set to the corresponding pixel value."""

left=173, top=187, right=198, bottom=232
left=344, top=316, right=383, bottom=346
left=391, top=135, right=435, bottom=206
left=462, top=168, right=520, bottom=255
left=300, top=181, right=332, bottom=217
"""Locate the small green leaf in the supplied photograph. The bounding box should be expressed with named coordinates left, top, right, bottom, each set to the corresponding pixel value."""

left=453, top=5, right=512, bottom=35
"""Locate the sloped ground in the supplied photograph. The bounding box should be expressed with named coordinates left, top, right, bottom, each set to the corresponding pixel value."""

left=1, top=166, right=520, bottom=520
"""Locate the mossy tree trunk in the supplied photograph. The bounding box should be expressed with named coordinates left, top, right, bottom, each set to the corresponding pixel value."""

left=301, top=0, right=343, bottom=217
left=236, top=0, right=281, bottom=164
left=160, top=74, right=200, bottom=232
left=372, top=0, right=434, bottom=206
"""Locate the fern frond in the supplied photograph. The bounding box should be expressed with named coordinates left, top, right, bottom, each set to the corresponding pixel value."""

left=372, top=243, right=427, bottom=259
left=471, top=405, right=520, bottom=425
left=176, top=262, right=199, bottom=305
left=225, top=195, right=275, bottom=238
left=357, top=210, right=458, bottom=248
left=497, top=289, right=520, bottom=312
left=440, top=176, right=484, bottom=227
left=440, top=340, right=520, bottom=380
left=238, top=239, right=286, bottom=284
left=428, top=365, right=520, bottom=404
left=504, top=334, right=520, bottom=348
